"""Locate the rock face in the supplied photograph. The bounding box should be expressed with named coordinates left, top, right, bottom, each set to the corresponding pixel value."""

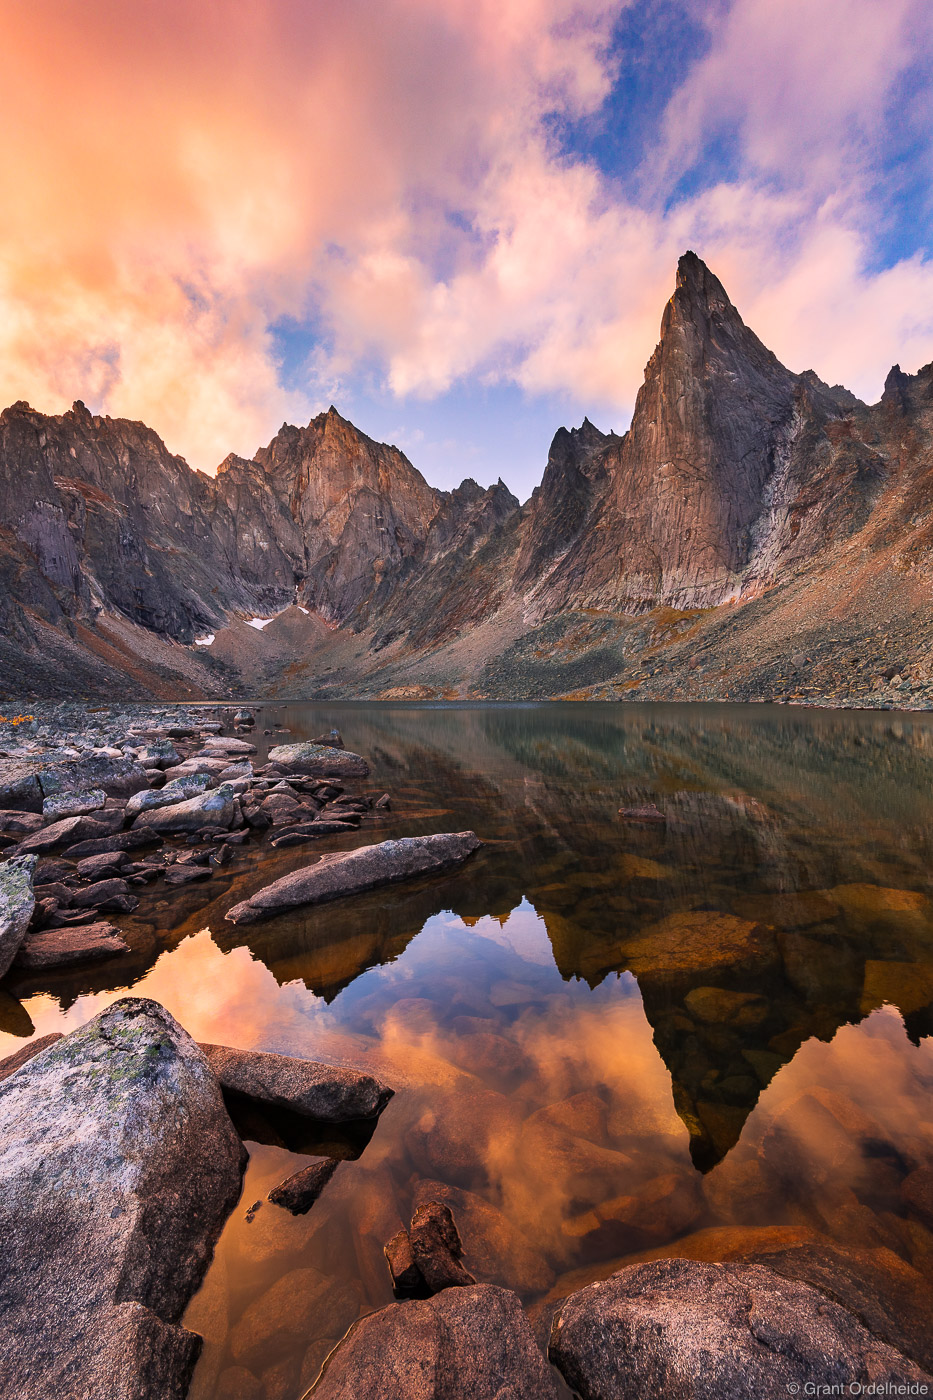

left=308, top=1284, right=559, bottom=1399
left=0, top=997, right=246, bottom=1400
left=225, top=831, right=482, bottom=923
left=199, top=1042, right=394, bottom=1120
left=548, top=1258, right=933, bottom=1400
left=0, top=855, right=36, bottom=977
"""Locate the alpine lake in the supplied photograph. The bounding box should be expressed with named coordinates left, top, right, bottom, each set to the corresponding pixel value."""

left=3, top=702, right=933, bottom=1398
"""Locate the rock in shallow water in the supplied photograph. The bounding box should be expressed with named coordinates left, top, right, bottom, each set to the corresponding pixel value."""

left=132, top=783, right=235, bottom=833
left=268, top=1156, right=339, bottom=1214
left=225, top=831, right=482, bottom=924
left=308, top=1283, right=559, bottom=1398
left=548, top=1258, right=933, bottom=1400
left=13, top=921, right=130, bottom=970
left=199, top=1042, right=394, bottom=1120
left=266, top=741, right=370, bottom=778
left=0, top=997, right=246, bottom=1400
left=409, top=1201, right=476, bottom=1292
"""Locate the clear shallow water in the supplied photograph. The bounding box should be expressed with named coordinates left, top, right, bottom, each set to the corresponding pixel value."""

left=3, top=703, right=933, bottom=1397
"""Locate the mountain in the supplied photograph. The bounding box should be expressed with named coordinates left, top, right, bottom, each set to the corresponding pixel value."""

left=1, top=253, right=932, bottom=703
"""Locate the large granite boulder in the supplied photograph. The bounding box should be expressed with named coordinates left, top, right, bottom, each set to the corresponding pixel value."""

left=199, top=1042, right=393, bottom=1120
left=41, top=788, right=106, bottom=820
left=132, top=784, right=236, bottom=833
left=308, top=1284, right=559, bottom=1398
left=0, top=855, right=37, bottom=978
left=226, top=831, right=482, bottom=924
left=267, top=742, right=370, bottom=778
left=200, top=736, right=256, bottom=755
left=0, top=998, right=246, bottom=1399
left=549, top=1258, right=933, bottom=1399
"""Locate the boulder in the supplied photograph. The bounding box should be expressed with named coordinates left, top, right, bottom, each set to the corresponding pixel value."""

left=37, top=754, right=150, bottom=800
left=409, top=1201, right=476, bottom=1292
left=0, top=1033, right=63, bottom=1083
left=0, top=810, right=45, bottom=834
left=0, top=856, right=37, bottom=978
left=309, top=1284, right=559, bottom=1399
left=267, top=742, right=369, bottom=778
left=70, top=878, right=135, bottom=910
left=0, top=998, right=246, bottom=1399
left=133, top=785, right=236, bottom=833
left=41, top=788, right=106, bottom=821
left=200, top=737, right=256, bottom=755
left=268, top=1157, right=339, bottom=1214
left=12, top=809, right=124, bottom=855
left=226, top=832, right=482, bottom=924
left=62, top=829, right=163, bottom=859
left=548, top=1258, right=933, bottom=1400
left=76, top=850, right=131, bottom=880
left=199, top=1043, right=393, bottom=1121
left=0, top=765, right=43, bottom=812
left=124, top=774, right=212, bottom=819
left=411, top=1180, right=554, bottom=1294
left=13, top=923, right=129, bottom=970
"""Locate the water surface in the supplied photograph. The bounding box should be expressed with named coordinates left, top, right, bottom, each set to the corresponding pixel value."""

left=4, top=703, right=933, bottom=1397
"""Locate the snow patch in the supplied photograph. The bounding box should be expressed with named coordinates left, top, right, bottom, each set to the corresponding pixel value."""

left=246, top=616, right=276, bottom=630
left=194, top=634, right=215, bottom=646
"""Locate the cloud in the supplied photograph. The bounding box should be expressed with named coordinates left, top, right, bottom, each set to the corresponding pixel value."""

left=0, top=0, right=932, bottom=477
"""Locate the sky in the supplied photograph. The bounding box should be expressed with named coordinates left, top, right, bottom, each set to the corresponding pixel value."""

left=2, top=0, right=933, bottom=502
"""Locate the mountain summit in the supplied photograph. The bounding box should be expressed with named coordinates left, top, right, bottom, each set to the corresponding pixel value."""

left=0, top=254, right=929, bottom=704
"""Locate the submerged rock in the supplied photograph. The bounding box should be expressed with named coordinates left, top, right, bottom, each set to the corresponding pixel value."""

left=309, top=1283, right=559, bottom=1398
left=0, top=998, right=246, bottom=1399
left=548, top=1258, right=933, bottom=1400
left=266, top=742, right=370, bottom=778
left=133, top=784, right=235, bottom=833
left=409, top=1201, right=476, bottom=1293
left=13, top=922, right=130, bottom=970
left=225, top=831, right=482, bottom=924
left=268, top=1156, right=339, bottom=1214
left=199, top=1042, right=393, bottom=1120
left=0, top=855, right=37, bottom=978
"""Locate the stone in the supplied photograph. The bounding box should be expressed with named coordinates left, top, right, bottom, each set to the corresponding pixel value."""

left=199, top=1043, right=393, bottom=1120
left=268, top=1156, right=339, bottom=1214
left=201, top=736, right=257, bottom=755
left=548, top=1258, right=932, bottom=1400
left=0, top=1032, right=63, bottom=1083
left=164, top=865, right=212, bottom=886
left=385, top=1230, right=424, bottom=1293
left=12, top=922, right=129, bottom=969
left=234, top=709, right=254, bottom=724
left=226, top=831, right=481, bottom=924
left=309, top=1284, right=559, bottom=1399
left=124, top=773, right=212, bottom=818
left=133, top=784, right=235, bottom=833
left=409, top=1200, right=476, bottom=1292
left=618, top=804, right=666, bottom=823
left=62, top=828, right=162, bottom=858
left=266, top=742, right=370, bottom=778
left=0, top=809, right=45, bottom=834
left=411, top=1180, right=554, bottom=1294
left=0, top=855, right=37, bottom=977
left=76, top=850, right=131, bottom=880
left=41, top=788, right=106, bottom=820
left=70, top=877, right=134, bottom=909
left=0, top=998, right=246, bottom=1399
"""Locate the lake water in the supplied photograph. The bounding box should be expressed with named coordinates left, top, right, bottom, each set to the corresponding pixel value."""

left=3, top=702, right=933, bottom=1397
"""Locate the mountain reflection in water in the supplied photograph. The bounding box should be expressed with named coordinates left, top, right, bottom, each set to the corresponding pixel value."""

left=2, top=702, right=933, bottom=1397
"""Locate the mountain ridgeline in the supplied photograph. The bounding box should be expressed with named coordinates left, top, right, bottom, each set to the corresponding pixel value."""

left=2, top=251, right=932, bottom=703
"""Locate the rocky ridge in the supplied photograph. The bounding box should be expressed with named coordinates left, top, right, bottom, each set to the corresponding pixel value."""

left=2, top=253, right=933, bottom=703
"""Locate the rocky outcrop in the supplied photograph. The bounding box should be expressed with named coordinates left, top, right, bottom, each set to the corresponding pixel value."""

left=199, top=1042, right=394, bottom=1120
left=0, top=998, right=246, bottom=1400
left=308, top=1284, right=559, bottom=1398
left=549, top=1258, right=933, bottom=1400
left=225, top=831, right=482, bottom=923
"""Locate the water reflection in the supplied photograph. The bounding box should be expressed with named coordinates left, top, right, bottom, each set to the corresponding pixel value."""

left=2, top=703, right=933, bottom=1397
